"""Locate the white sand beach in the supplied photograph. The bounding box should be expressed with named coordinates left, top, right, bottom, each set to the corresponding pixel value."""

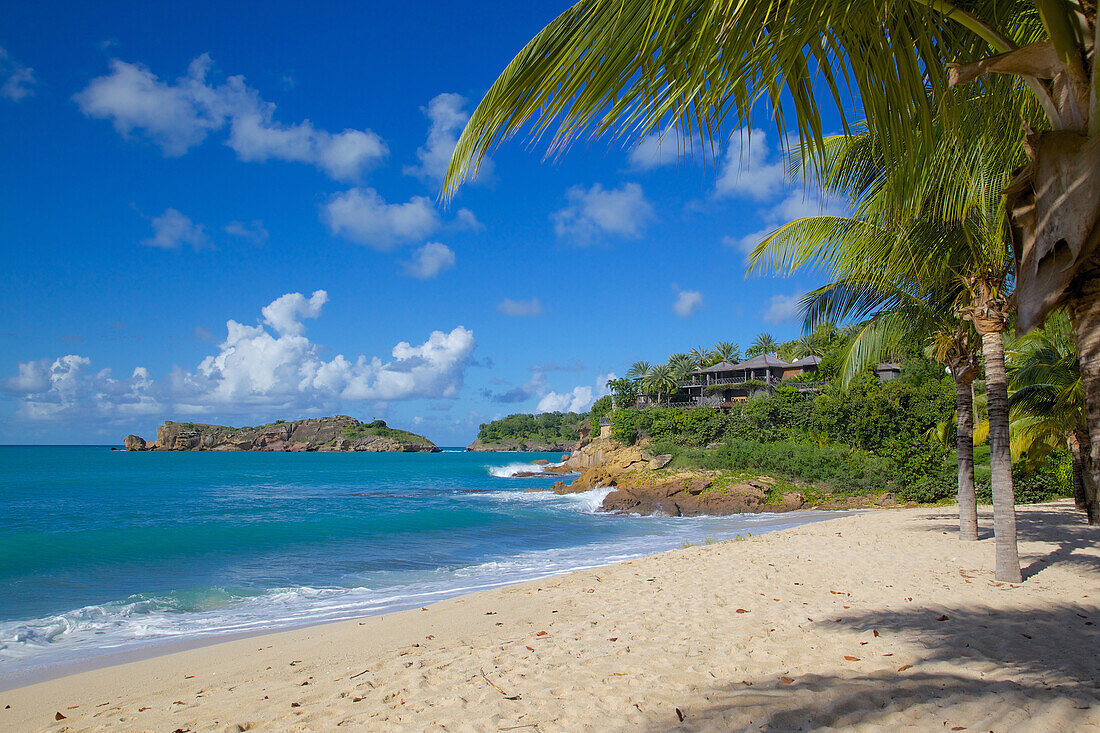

left=4, top=501, right=1099, bottom=731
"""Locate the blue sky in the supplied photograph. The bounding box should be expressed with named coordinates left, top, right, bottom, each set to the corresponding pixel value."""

left=0, top=1, right=843, bottom=445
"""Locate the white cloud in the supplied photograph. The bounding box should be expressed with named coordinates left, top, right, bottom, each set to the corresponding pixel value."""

left=763, top=292, right=803, bottom=324
left=5, top=292, right=477, bottom=423
left=224, top=220, right=268, bottom=243
left=322, top=187, right=440, bottom=249
left=497, top=298, right=543, bottom=317
left=672, top=289, right=704, bottom=318
left=404, top=93, right=494, bottom=187
left=142, top=208, right=211, bottom=250
left=628, top=132, right=685, bottom=169
left=723, top=194, right=845, bottom=253
left=261, top=290, right=328, bottom=336
left=74, top=54, right=387, bottom=180
left=536, top=372, right=614, bottom=414
left=0, top=46, right=35, bottom=101
left=454, top=208, right=483, bottom=231
left=714, top=128, right=788, bottom=200
left=403, top=242, right=455, bottom=279
left=551, top=183, right=654, bottom=243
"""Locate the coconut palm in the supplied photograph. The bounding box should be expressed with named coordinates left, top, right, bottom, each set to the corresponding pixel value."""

left=713, top=341, right=740, bottom=364
left=667, top=353, right=697, bottom=386
left=642, top=364, right=676, bottom=406
left=627, top=361, right=652, bottom=380
left=752, top=120, right=1020, bottom=577
left=747, top=333, right=778, bottom=358
left=441, top=0, right=1100, bottom=557
left=1007, top=311, right=1094, bottom=521
left=688, top=346, right=715, bottom=368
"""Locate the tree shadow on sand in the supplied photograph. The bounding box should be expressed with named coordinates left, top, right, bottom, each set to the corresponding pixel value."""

left=642, top=602, right=1100, bottom=731
left=914, top=505, right=1100, bottom=579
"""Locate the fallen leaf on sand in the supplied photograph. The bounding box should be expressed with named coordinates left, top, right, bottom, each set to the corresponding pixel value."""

left=675, top=707, right=685, bottom=722
left=55, top=712, right=66, bottom=721
left=352, top=697, right=362, bottom=703
left=780, top=677, right=794, bottom=685
left=67, top=705, right=78, bottom=709
left=898, top=664, right=913, bottom=672
left=291, top=702, right=301, bottom=708
left=873, top=629, right=880, bottom=637
left=426, top=635, right=435, bottom=640
left=536, top=631, right=547, bottom=636
left=937, top=615, right=950, bottom=622
left=736, top=609, right=750, bottom=614
left=740, top=681, right=753, bottom=686
left=139, top=707, right=149, bottom=711
left=844, top=656, right=860, bottom=661
left=951, top=727, right=966, bottom=731
left=526, top=646, right=534, bottom=651
left=608, top=637, right=618, bottom=642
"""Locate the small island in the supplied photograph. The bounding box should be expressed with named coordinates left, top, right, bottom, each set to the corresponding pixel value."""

left=466, top=412, right=590, bottom=452
left=124, top=416, right=440, bottom=453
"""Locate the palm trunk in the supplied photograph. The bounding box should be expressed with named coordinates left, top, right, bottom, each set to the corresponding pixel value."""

left=1068, top=432, right=1087, bottom=509
left=1070, top=271, right=1100, bottom=525
left=955, top=377, right=978, bottom=541
left=1072, top=428, right=1100, bottom=524
left=981, top=330, right=1022, bottom=582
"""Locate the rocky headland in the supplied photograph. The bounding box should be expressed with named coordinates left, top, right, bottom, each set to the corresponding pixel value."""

left=525, top=435, right=896, bottom=517
left=124, top=416, right=440, bottom=453
left=465, top=437, right=579, bottom=452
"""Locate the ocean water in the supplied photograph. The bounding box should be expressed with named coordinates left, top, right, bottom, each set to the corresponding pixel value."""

left=0, top=446, right=838, bottom=685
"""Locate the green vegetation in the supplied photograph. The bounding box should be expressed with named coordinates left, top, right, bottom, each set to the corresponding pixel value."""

left=341, top=420, right=427, bottom=443
left=475, top=412, right=588, bottom=446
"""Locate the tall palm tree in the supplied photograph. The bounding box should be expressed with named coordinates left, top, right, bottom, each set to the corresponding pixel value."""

left=642, top=364, right=676, bottom=406
left=1007, top=311, right=1094, bottom=522
left=747, top=333, right=778, bottom=357
left=627, top=361, right=652, bottom=380
left=688, top=346, right=715, bottom=368
left=667, top=353, right=696, bottom=387
left=713, top=341, right=740, bottom=364
left=441, top=0, right=1100, bottom=547
left=752, top=122, right=1020, bottom=578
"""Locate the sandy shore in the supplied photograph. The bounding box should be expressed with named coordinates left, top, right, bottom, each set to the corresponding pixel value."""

left=4, top=501, right=1099, bottom=731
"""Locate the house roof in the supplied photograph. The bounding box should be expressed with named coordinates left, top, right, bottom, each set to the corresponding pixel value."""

left=875, top=362, right=902, bottom=372
left=736, top=353, right=793, bottom=370
left=790, top=355, right=822, bottom=367
left=694, top=360, right=741, bottom=374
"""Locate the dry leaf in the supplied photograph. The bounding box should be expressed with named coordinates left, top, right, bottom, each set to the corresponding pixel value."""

left=740, top=680, right=752, bottom=686
left=873, top=629, right=880, bottom=637
left=291, top=702, right=301, bottom=708
left=897, top=664, right=913, bottom=672
left=536, top=630, right=547, bottom=636
left=675, top=707, right=685, bottom=722
left=55, top=712, right=67, bottom=721
left=736, top=608, right=750, bottom=613
left=526, top=646, right=534, bottom=651
left=780, top=677, right=794, bottom=684
left=608, top=637, right=618, bottom=642
left=937, top=615, right=950, bottom=622
left=844, top=656, right=860, bottom=661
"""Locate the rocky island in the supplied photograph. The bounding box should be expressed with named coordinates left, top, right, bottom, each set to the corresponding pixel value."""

left=124, top=416, right=440, bottom=453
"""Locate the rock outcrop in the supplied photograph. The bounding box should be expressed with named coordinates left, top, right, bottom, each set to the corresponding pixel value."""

left=124, top=416, right=439, bottom=453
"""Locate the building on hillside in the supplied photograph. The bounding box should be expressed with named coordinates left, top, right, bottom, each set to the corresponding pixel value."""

left=669, top=353, right=824, bottom=407
left=784, top=355, right=821, bottom=379
left=874, top=362, right=902, bottom=381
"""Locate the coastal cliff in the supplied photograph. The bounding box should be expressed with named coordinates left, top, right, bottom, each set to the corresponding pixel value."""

left=535, top=435, right=895, bottom=516
left=124, top=416, right=439, bottom=453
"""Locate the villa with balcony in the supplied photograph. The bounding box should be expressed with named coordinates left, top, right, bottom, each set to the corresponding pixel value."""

left=633, top=353, right=826, bottom=409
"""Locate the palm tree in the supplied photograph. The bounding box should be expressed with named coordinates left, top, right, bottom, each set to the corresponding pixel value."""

left=441, top=0, right=1100, bottom=546
left=627, top=361, right=652, bottom=380
left=713, top=341, right=740, bottom=364
left=747, top=333, right=778, bottom=358
left=1007, top=311, right=1095, bottom=522
left=642, top=364, right=676, bottom=406
left=752, top=122, right=1020, bottom=578
left=688, top=346, right=715, bottom=368
left=667, top=353, right=696, bottom=388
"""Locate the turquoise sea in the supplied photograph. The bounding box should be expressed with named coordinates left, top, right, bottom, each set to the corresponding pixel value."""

left=0, top=446, right=836, bottom=685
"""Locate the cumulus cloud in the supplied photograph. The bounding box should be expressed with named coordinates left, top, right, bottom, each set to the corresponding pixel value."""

left=714, top=128, right=788, bottom=200
left=322, top=187, right=440, bottom=249
left=224, top=219, right=268, bottom=243
left=74, top=54, right=387, bottom=180
left=628, top=132, right=686, bottom=169
left=762, top=292, right=804, bottom=324
left=404, top=93, right=494, bottom=187
left=536, top=372, right=615, bottom=414
left=497, top=298, right=543, bottom=317
left=672, top=289, right=704, bottom=318
left=551, top=183, right=654, bottom=243
left=454, top=208, right=483, bottom=231
left=722, top=191, right=847, bottom=254
left=5, top=291, right=477, bottom=423
left=403, top=242, right=455, bottom=279
left=0, top=46, right=35, bottom=101
left=142, top=208, right=211, bottom=250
